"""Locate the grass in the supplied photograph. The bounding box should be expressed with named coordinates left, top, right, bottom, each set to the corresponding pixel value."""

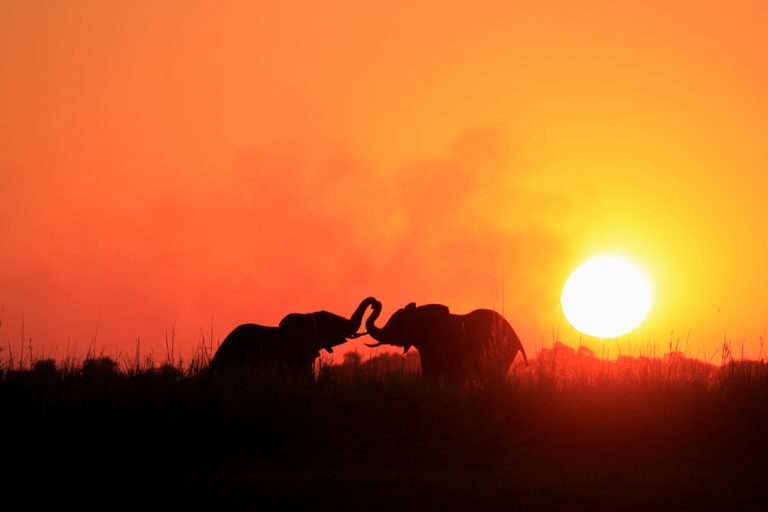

left=1, top=342, right=767, bottom=508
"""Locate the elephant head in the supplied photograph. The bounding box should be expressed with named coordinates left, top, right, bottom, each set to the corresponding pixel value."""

left=279, top=296, right=379, bottom=354
left=364, top=302, right=449, bottom=354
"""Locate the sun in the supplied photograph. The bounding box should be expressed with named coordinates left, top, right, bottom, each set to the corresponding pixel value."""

left=561, top=255, right=652, bottom=338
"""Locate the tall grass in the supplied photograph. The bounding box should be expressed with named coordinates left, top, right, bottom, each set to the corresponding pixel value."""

left=2, top=338, right=767, bottom=508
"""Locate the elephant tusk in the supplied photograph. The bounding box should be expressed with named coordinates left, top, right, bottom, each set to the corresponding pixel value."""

left=364, top=342, right=383, bottom=348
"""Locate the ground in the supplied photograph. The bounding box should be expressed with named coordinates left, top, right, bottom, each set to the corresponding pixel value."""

left=2, top=349, right=767, bottom=509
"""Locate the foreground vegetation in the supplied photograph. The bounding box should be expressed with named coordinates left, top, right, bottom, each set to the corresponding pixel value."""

left=1, top=344, right=767, bottom=509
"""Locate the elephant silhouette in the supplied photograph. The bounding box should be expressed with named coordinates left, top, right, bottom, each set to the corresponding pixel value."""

left=210, top=297, right=378, bottom=376
left=365, top=301, right=527, bottom=381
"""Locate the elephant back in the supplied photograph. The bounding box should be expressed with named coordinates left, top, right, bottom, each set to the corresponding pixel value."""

left=210, top=324, right=289, bottom=371
left=465, top=309, right=522, bottom=359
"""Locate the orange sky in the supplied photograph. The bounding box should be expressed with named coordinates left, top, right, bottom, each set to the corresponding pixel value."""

left=2, top=1, right=767, bottom=363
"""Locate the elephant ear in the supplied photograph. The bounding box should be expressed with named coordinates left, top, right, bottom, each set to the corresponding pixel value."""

left=402, top=303, right=418, bottom=348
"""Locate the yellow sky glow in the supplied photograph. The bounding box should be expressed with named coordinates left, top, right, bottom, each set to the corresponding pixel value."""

left=1, top=1, right=767, bottom=361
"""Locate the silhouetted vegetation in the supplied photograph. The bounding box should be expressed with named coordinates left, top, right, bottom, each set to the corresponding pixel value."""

left=1, top=346, right=767, bottom=509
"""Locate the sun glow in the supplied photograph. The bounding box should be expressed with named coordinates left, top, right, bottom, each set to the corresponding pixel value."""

left=561, top=255, right=652, bottom=338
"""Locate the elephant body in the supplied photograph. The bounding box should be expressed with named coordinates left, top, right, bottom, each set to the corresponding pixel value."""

left=211, top=324, right=313, bottom=374
left=211, top=297, right=378, bottom=376
left=366, top=302, right=527, bottom=381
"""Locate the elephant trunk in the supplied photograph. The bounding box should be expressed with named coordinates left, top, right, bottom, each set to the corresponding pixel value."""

left=346, top=297, right=378, bottom=337
left=364, top=302, right=391, bottom=347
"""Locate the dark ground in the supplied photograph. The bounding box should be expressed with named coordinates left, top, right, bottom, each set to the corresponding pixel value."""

left=2, top=354, right=767, bottom=510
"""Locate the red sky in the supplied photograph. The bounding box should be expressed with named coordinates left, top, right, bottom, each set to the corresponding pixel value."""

left=2, top=1, right=768, bottom=363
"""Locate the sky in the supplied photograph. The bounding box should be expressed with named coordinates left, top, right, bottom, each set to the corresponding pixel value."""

left=1, top=1, right=767, bottom=363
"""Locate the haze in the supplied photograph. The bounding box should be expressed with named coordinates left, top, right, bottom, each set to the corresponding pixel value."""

left=2, top=1, right=767, bottom=361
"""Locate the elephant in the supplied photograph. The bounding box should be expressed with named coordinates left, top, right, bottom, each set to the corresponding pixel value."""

left=210, top=297, right=379, bottom=376
left=364, top=301, right=528, bottom=381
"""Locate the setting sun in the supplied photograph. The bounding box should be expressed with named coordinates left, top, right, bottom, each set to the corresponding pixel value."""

left=561, top=255, right=652, bottom=338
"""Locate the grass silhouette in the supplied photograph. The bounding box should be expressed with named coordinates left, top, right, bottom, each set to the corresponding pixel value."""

left=1, top=343, right=767, bottom=508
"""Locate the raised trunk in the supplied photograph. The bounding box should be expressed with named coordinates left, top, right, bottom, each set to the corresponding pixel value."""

left=347, top=297, right=378, bottom=335
left=364, top=302, right=393, bottom=345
